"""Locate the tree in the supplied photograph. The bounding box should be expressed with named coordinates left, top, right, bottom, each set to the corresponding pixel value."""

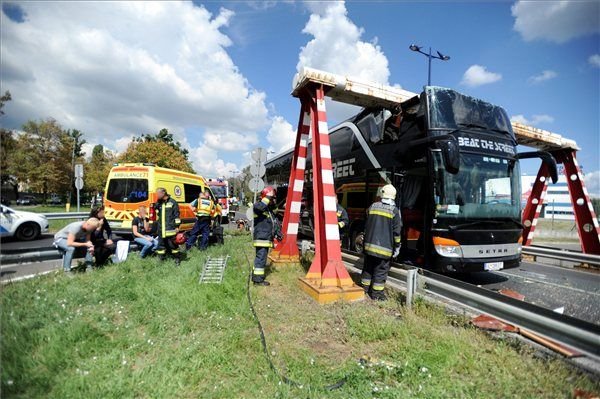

left=84, top=145, right=115, bottom=194
left=0, top=91, right=11, bottom=116
left=67, top=129, right=87, bottom=158
left=135, top=128, right=189, bottom=160
left=118, top=139, right=194, bottom=173
left=10, top=119, right=77, bottom=201
left=0, top=130, right=18, bottom=198
left=0, top=91, right=16, bottom=193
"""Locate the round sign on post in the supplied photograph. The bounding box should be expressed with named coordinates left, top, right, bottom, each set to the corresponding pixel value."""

left=250, top=163, right=266, bottom=177
left=75, top=177, right=84, bottom=190
left=251, top=147, right=267, bottom=163
left=248, top=177, right=265, bottom=193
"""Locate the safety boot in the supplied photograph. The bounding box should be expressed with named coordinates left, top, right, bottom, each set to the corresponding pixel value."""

left=369, top=291, right=387, bottom=301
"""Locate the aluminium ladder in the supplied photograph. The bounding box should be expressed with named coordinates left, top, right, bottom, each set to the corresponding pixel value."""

left=199, top=256, right=229, bottom=284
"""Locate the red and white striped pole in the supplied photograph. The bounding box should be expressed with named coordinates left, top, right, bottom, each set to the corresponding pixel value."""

left=270, top=102, right=311, bottom=263
left=299, top=85, right=363, bottom=302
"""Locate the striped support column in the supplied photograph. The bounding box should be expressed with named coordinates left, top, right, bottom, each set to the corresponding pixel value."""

left=522, top=163, right=550, bottom=246
left=555, top=150, right=600, bottom=254
left=270, top=103, right=311, bottom=264
left=304, top=87, right=354, bottom=288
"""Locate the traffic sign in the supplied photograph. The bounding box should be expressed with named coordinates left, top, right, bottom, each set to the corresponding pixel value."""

left=75, top=164, right=84, bottom=178
left=248, top=177, right=265, bottom=193
left=250, top=163, right=266, bottom=177
left=75, top=177, right=84, bottom=190
left=251, top=147, right=267, bottom=163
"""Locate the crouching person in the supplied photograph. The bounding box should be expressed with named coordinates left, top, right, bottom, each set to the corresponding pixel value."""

left=252, top=186, right=278, bottom=286
left=53, top=218, right=100, bottom=273
left=89, top=206, right=116, bottom=266
left=132, top=206, right=157, bottom=258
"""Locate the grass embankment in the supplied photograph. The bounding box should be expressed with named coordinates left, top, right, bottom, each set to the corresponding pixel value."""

left=2, top=234, right=598, bottom=398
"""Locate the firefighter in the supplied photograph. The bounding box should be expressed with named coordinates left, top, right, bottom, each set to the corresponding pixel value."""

left=154, top=187, right=182, bottom=266
left=252, top=186, right=278, bottom=286
left=336, top=197, right=350, bottom=247
left=360, top=184, right=402, bottom=301
left=186, top=188, right=214, bottom=251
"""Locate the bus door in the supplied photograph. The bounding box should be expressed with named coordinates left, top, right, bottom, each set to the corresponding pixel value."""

left=399, top=163, right=429, bottom=265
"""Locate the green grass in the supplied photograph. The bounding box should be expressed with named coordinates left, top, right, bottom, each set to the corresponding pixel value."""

left=2, top=235, right=598, bottom=398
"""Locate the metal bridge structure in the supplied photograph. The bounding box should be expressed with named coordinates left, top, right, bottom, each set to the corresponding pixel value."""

left=269, top=67, right=599, bottom=302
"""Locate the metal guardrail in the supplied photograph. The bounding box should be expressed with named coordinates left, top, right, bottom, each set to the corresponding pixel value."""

left=42, top=212, right=89, bottom=220
left=337, top=250, right=600, bottom=359
left=296, top=242, right=600, bottom=359
left=522, top=245, right=600, bottom=267
left=1, top=242, right=141, bottom=265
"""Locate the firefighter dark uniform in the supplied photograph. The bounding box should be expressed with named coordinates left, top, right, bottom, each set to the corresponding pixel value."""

left=361, top=185, right=401, bottom=300
left=155, top=195, right=181, bottom=264
left=252, top=191, right=277, bottom=285
left=336, top=203, right=349, bottom=247
left=186, top=194, right=214, bottom=251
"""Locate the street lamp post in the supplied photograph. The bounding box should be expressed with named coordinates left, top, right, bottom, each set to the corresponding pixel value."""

left=409, top=44, right=450, bottom=86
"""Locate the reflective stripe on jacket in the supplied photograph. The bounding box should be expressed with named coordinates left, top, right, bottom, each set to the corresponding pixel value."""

left=155, top=196, right=181, bottom=238
left=196, top=197, right=213, bottom=218
left=253, top=197, right=275, bottom=248
left=363, top=200, right=401, bottom=259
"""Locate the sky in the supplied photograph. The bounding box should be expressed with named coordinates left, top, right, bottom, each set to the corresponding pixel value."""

left=1, top=1, right=599, bottom=194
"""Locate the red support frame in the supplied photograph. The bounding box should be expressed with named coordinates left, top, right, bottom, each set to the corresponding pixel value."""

left=553, top=150, right=600, bottom=254
left=522, top=149, right=600, bottom=254
left=286, top=85, right=364, bottom=303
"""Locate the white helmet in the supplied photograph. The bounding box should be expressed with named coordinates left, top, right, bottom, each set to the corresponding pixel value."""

left=380, top=184, right=397, bottom=200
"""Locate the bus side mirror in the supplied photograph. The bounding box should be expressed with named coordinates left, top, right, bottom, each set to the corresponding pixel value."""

left=437, top=137, right=460, bottom=174
left=517, top=151, right=558, bottom=183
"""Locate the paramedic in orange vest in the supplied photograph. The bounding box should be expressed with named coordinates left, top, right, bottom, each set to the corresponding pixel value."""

left=186, top=188, right=214, bottom=251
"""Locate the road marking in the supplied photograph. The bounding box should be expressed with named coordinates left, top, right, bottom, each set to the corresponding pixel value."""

left=496, top=270, right=600, bottom=297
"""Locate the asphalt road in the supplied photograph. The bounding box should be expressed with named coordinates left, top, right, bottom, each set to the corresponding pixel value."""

left=455, top=261, right=600, bottom=325
left=1, top=234, right=56, bottom=252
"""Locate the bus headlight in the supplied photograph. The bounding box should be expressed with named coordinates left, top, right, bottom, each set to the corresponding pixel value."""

left=433, top=236, right=463, bottom=258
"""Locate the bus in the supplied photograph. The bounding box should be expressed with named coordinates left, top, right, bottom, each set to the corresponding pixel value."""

left=103, top=163, right=220, bottom=235
left=265, top=86, right=557, bottom=273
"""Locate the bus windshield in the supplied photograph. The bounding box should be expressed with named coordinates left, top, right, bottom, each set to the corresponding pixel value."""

left=209, top=185, right=227, bottom=198
left=433, top=152, right=521, bottom=220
